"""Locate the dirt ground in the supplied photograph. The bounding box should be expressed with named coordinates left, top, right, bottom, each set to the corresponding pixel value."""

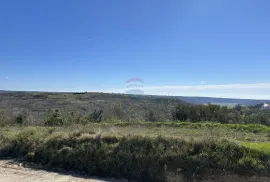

left=166, top=171, right=270, bottom=182
left=1, top=160, right=270, bottom=182
left=0, top=160, right=126, bottom=182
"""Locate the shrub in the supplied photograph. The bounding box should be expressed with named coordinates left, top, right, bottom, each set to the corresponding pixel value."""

left=5, top=127, right=41, bottom=157
left=237, top=156, right=265, bottom=174
left=44, top=109, right=64, bottom=126
left=2, top=131, right=270, bottom=181
left=11, top=108, right=29, bottom=125
left=64, top=112, right=86, bottom=125
left=14, top=115, right=25, bottom=125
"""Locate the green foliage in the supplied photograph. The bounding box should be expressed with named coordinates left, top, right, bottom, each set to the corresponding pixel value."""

left=14, top=114, right=25, bottom=124
left=3, top=92, right=270, bottom=180
left=66, top=111, right=86, bottom=125
left=44, top=109, right=64, bottom=126
left=237, top=157, right=265, bottom=174
left=1, top=127, right=41, bottom=157
left=109, top=121, right=270, bottom=134
left=172, top=103, right=240, bottom=123
left=0, top=109, right=30, bottom=126
left=1, top=127, right=270, bottom=181
left=2, top=91, right=270, bottom=126
left=241, top=142, right=270, bottom=155
left=12, top=109, right=29, bottom=125
left=172, top=103, right=270, bottom=126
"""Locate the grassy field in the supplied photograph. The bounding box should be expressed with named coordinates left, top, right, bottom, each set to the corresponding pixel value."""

left=1, top=122, right=270, bottom=181
left=2, top=122, right=269, bottom=142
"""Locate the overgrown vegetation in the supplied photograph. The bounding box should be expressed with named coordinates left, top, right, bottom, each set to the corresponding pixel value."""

left=1, top=103, right=270, bottom=128
left=1, top=92, right=270, bottom=181
left=172, top=103, right=270, bottom=125
left=1, top=92, right=270, bottom=126
left=0, top=127, right=270, bottom=181
left=0, top=92, right=182, bottom=124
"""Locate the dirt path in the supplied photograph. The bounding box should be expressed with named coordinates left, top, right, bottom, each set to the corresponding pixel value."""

left=0, top=160, right=125, bottom=182
left=2, top=160, right=270, bottom=182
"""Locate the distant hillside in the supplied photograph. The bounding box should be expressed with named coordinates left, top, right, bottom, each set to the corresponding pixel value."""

left=0, top=91, right=185, bottom=123
left=176, top=96, right=270, bottom=106
left=1, top=90, right=269, bottom=107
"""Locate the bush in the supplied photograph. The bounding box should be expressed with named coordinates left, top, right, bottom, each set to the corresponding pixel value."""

left=44, top=109, right=64, bottom=126
left=11, top=108, right=29, bottom=125
left=171, top=103, right=270, bottom=126
left=14, top=115, right=25, bottom=125
left=237, top=156, right=265, bottom=174
left=1, top=131, right=270, bottom=181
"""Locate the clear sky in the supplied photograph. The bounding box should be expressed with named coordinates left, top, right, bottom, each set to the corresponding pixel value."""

left=1, top=0, right=270, bottom=99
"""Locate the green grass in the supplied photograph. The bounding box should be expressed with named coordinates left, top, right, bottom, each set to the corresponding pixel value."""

left=1, top=122, right=270, bottom=181
left=1, top=121, right=270, bottom=142
left=109, top=121, right=270, bottom=133
left=241, top=142, right=270, bottom=155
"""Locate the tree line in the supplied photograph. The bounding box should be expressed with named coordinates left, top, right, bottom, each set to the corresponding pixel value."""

left=172, top=103, right=270, bottom=125
left=1, top=102, right=270, bottom=126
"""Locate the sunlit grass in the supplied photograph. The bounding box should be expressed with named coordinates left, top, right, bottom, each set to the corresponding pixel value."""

left=1, top=122, right=270, bottom=143
left=241, top=141, right=270, bottom=155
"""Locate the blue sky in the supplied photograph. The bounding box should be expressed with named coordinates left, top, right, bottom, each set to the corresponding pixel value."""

left=1, top=0, right=270, bottom=99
